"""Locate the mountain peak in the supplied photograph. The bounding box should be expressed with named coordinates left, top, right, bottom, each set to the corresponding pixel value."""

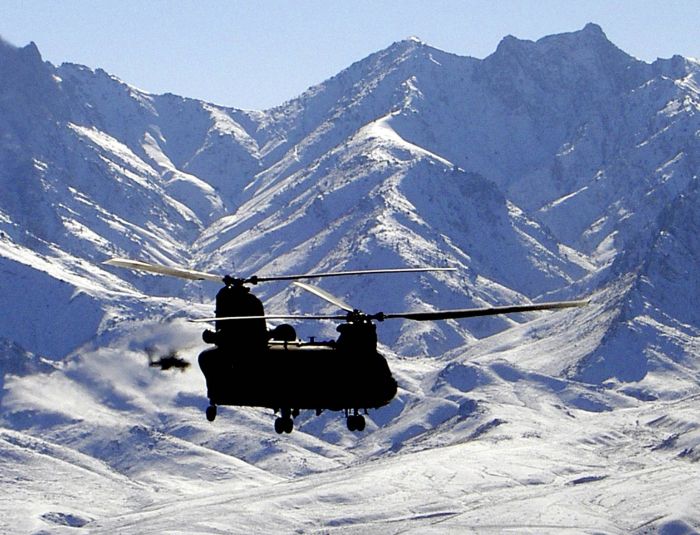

left=0, top=38, right=44, bottom=67
left=21, top=41, right=42, bottom=60
left=582, top=22, right=604, bottom=36
left=536, top=22, right=620, bottom=53
left=486, top=23, right=641, bottom=88
left=383, top=36, right=427, bottom=56
left=496, top=34, right=528, bottom=49
left=491, top=23, right=617, bottom=59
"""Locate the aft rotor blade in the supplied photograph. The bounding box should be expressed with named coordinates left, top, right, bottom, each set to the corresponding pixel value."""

left=379, top=299, right=590, bottom=321
left=252, top=266, right=456, bottom=283
left=293, top=281, right=355, bottom=312
left=103, top=258, right=222, bottom=282
left=190, top=314, right=348, bottom=323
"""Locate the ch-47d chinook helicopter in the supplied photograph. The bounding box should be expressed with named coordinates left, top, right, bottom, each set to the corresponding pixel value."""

left=104, top=258, right=588, bottom=434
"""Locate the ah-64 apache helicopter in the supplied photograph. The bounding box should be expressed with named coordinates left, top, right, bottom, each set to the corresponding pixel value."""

left=104, top=258, right=587, bottom=434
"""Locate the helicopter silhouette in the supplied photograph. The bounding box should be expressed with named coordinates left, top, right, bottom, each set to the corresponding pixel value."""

left=145, top=346, right=190, bottom=372
left=104, top=258, right=588, bottom=434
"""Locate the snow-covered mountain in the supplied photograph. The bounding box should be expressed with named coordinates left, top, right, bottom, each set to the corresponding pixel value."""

left=1, top=24, right=699, bottom=533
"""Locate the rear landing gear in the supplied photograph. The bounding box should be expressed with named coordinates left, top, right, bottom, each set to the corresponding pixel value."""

left=206, top=404, right=217, bottom=422
left=274, top=408, right=294, bottom=434
left=346, top=410, right=366, bottom=432
left=274, top=416, right=294, bottom=434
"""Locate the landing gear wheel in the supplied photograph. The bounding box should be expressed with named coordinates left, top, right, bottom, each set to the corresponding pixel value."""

left=206, top=405, right=217, bottom=422
left=347, top=414, right=365, bottom=432
left=275, top=417, right=294, bottom=434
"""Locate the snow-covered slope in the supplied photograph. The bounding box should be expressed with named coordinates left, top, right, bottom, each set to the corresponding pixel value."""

left=1, top=24, right=699, bottom=533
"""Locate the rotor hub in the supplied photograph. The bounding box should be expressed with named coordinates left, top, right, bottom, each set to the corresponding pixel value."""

left=223, top=275, right=246, bottom=287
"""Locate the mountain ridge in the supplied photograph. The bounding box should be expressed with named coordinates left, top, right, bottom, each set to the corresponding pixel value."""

left=1, top=25, right=699, bottom=532
left=1, top=24, right=697, bottom=359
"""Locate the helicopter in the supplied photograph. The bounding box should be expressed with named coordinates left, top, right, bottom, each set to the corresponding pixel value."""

left=104, top=258, right=588, bottom=434
left=145, top=346, right=190, bottom=372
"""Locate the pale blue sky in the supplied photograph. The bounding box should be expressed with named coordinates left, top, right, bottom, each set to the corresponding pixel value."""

left=2, top=1, right=698, bottom=110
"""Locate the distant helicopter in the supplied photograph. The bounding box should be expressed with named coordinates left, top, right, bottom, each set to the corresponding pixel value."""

left=104, top=258, right=588, bottom=434
left=145, top=346, right=190, bottom=372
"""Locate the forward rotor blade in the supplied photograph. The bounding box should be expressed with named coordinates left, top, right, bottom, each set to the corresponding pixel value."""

left=293, top=281, right=355, bottom=312
left=379, top=299, right=590, bottom=321
left=105, top=258, right=454, bottom=284
left=252, top=266, right=456, bottom=283
left=190, top=314, right=348, bottom=323
left=104, top=258, right=222, bottom=282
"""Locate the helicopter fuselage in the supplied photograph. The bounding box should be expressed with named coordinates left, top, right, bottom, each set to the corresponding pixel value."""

left=198, top=338, right=398, bottom=432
